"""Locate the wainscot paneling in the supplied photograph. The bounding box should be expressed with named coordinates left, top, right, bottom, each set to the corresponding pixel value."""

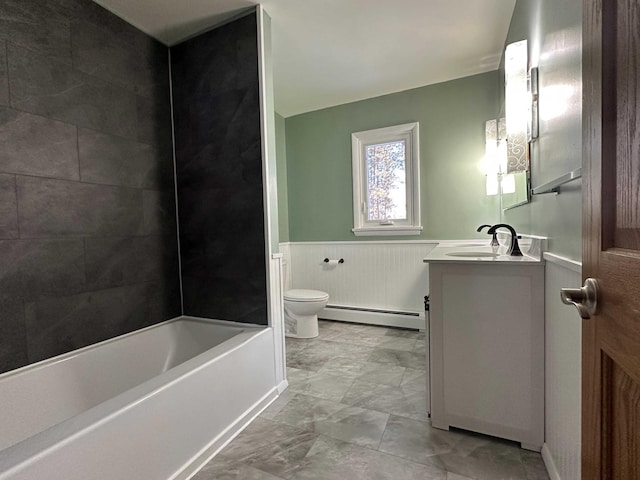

left=542, top=253, right=582, bottom=480
left=283, top=241, right=444, bottom=329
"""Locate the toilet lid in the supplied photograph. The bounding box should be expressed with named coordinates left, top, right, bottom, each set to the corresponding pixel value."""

left=284, top=289, right=329, bottom=302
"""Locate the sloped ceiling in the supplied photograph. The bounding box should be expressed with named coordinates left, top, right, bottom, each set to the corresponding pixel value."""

left=95, top=0, right=516, bottom=117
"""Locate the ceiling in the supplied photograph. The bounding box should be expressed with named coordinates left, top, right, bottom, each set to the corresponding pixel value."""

left=95, top=0, right=516, bottom=117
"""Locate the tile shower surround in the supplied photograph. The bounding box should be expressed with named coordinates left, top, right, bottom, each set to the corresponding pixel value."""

left=171, top=13, right=268, bottom=325
left=0, top=0, right=181, bottom=373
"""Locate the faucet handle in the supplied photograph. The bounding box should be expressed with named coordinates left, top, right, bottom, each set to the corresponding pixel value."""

left=477, top=224, right=500, bottom=246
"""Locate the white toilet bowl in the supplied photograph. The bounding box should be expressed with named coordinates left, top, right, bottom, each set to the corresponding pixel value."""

left=284, top=289, right=329, bottom=339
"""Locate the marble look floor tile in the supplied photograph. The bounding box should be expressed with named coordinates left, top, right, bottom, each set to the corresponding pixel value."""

left=287, top=368, right=354, bottom=402
left=447, top=473, right=475, bottom=480
left=368, top=348, right=427, bottom=370
left=520, top=449, right=550, bottom=480
left=271, top=393, right=347, bottom=426
left=400, top=368, right=428, bottom=391
left=218, top=418, right=309, bottom=461
left=384, top=328, right=423, bottom=339
left=354, top=362, right=407, bottom=387
left=414, top=339, right=427, bottom=354
left=378, top=415, right=466, bottom=466
left=223, top=431, right=320, bottom=479
left=328, top=330, right=392, bottom=347
left=341, top=380, right=429, bottom=421
left=282, top=436, right=447, bottom=480
left=260, top=390, right=295, bottom=420
left=318, top=356, right=369, bottom=379
left=286, top=348, right=331, bottom=372
left=285, top=337, right=311, bottom=354
left=433, top=432, right=529, bottom=480
left=271, top=393, right=389, bottom=449
left=375, top=336, right=418, bottom=351
left=193, top=462, right=285, bottom=480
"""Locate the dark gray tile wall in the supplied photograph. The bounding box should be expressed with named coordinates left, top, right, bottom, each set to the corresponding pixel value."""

left=0, top=0, right=181, bottom=374
left=171, top=12, right=268, bottom=325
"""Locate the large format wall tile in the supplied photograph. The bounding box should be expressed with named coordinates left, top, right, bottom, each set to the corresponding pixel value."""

left=17, top=176, right=144, bottom=237
left=0, top=42, right=9, bottom=106
left=85, top=235, right=178, bottom=290
left=0, top=239, right=86, bottom=300
left=135, top=93, right=172, bottom=145
left=0, top=0, right=72, bottom=65
left=0, top=174, right=18, bottom=239
left=0, top=107, right=79, bottom=180
left=0, top=296, right=27, bottom=372
left=78, top=128, right=170, bottom=188
left=143, top=189, right=177, bottom=235
left=172, top=11, right=267, bottom=325
left=0, top=0, right=178, bottom=376
left=8, top=44, right=138, bottom=139
left=71, top=18, right=168, bottom=98
left=24, top=282, right=167, bottom=363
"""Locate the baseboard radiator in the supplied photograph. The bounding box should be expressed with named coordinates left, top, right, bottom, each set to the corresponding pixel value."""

left=321, top=304, right=425, bottom=331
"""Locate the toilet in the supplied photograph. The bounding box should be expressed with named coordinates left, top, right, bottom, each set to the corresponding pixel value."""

left=282, top=260, right=329, bottom=338
left=284, top=289, right=330, bottom=338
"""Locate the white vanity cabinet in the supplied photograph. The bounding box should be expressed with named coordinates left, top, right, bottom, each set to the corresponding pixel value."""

left=426, top=252, right=544, bottom=451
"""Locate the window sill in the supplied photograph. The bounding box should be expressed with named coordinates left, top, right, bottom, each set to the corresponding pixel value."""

left=352, top=226, right=423, bottom=237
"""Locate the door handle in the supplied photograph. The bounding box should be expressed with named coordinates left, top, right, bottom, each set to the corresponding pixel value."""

left=560, top=277, right=600, bottom=319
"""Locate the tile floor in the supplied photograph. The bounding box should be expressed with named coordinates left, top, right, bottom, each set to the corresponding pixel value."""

left=193, top=320, right=550, bottom=480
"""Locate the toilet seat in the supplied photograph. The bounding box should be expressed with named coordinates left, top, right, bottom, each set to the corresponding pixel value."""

left=284, top=289, right=329, bottom=302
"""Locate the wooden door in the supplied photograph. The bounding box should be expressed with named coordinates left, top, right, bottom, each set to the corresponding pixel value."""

left=583, top=0, right=640, bottom=478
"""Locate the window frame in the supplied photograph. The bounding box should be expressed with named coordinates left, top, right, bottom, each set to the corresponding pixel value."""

left=351, top=122, right=422, bottom=236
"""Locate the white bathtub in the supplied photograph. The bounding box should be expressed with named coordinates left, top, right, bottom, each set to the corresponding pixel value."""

left=0, top=317, right=278, bottom=480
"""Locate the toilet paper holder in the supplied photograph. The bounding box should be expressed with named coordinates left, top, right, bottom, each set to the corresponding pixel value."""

left=323, top=258, right=345, bottom=264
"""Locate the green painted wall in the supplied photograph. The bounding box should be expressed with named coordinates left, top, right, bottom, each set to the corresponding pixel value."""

left=283, top=71, right=501, bottom=242
left=275, top=112, right=290, bottom=242
left=501, top=0, right=582, bottom=260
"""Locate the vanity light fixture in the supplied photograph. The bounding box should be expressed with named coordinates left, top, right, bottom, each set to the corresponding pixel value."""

left=505, top=39, right=530, bottom=173
left=529, top=66, right=539, bottom=141
left=484, top=118, right=509, bottom=196
left=485, top=119, right=499, bottom=195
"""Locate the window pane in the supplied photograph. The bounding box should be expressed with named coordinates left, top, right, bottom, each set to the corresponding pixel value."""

left=365, top=140, right=407, bottom=221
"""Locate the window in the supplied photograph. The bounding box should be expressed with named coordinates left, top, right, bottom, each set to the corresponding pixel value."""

left=351, top=122, right=421, bottom=236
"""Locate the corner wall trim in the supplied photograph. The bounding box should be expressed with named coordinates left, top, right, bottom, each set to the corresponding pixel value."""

left=541, top=443, right=562, bottom=480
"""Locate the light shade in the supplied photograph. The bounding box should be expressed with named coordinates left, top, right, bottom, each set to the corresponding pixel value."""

left=505, top=40, right=529, bottom=173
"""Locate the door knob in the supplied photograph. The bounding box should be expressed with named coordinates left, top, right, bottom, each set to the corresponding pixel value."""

left=560, top=277, right=600, bottom=319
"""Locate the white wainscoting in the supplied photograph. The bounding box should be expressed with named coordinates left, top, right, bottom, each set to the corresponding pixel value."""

left=542, top=253, right=582, bottom=480
left=281, top=241, right=444, bottom=329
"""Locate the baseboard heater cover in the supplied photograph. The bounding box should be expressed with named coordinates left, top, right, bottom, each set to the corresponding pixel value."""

left=326, top=304, right=421, bottom=316
left=320, top=305, right=425, bottom=330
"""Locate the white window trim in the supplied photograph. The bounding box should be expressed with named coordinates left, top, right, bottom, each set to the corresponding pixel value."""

left=351, top=122, right=422, bottom=237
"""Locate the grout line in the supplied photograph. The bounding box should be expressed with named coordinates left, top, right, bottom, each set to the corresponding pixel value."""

left=75, top=125, right=81, bottom=181
left=1, top=170, right=166, bottom=191
left=13, top=174, right=21, bottom=239
left=167, top=48, right=184, bottom=315
left=4, top=41, right=11, bottom=106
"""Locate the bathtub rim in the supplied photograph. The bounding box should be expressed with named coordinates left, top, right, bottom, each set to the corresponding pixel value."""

left=0, top=316, right=271, bottom=468
left=0, top=315, right=264, bottom=382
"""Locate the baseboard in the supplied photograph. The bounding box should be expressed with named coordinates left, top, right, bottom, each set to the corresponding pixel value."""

left=176, top=386, right=279, bottom=480
left=541, top=443, right=561, bottom=480
left=277, top=379, right=289, bottom=394
left=321, top=306, right=426, bottom=330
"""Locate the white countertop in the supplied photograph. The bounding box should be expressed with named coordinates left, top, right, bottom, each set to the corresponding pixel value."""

left=423, top=243, right=544, bottom=265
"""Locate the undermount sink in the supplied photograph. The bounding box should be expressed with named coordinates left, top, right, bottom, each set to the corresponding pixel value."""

left=445, top=243, right=487, bottom=248
left=446, top=252, right=500, bottom=258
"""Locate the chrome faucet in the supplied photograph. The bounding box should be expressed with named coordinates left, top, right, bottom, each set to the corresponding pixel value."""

left=487, top=224, right=523, bottom=256
left=476, top=224, right=500, bottom=246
